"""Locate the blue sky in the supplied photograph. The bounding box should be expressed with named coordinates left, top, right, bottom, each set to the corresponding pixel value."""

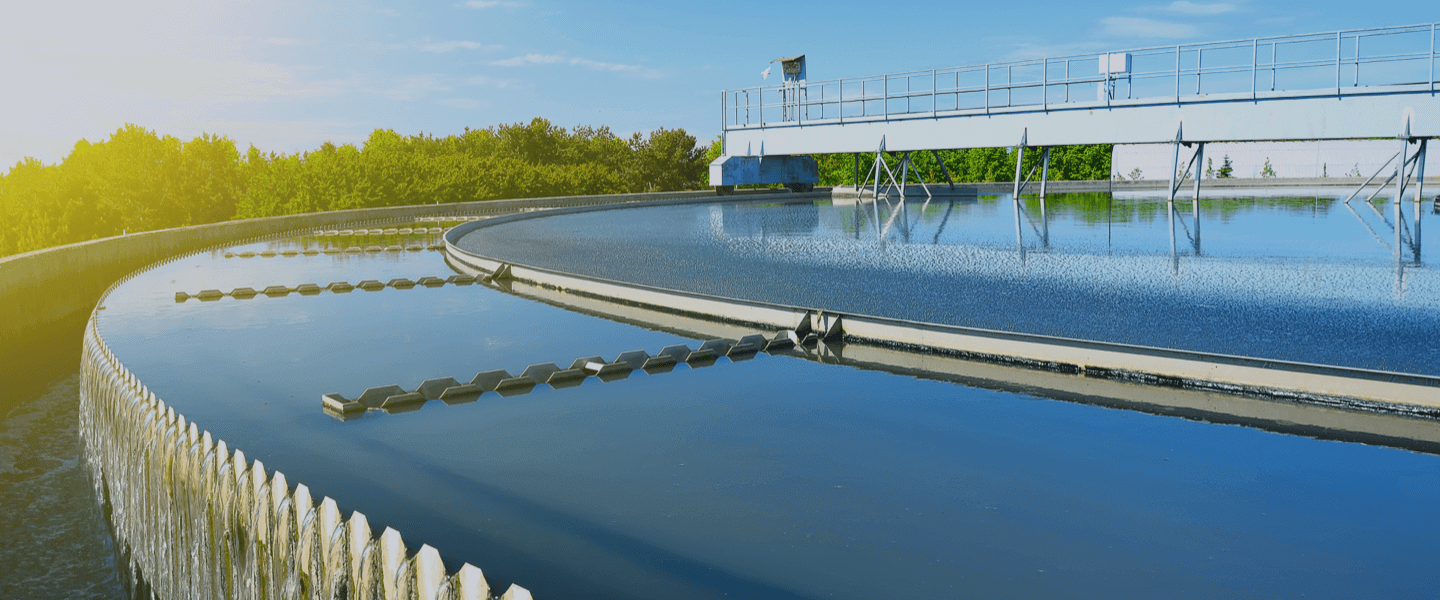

left=1, top=0, right=1431, bottom=168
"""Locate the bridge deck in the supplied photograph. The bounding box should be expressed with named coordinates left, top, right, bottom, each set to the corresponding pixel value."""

left=721, top=23, right=1440, bottom=155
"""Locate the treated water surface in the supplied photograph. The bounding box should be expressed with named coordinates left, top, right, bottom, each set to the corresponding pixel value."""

left=80, top=206, right=1440, bottom=600
left=459, top=192, right=1440, bottom=374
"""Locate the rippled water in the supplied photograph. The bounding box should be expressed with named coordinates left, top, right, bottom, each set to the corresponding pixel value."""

left=77, top=213, right=1440, bottom=600
left=0, top=374, right=125, bottom=598
left=457, top=192, right=1440, bottom=374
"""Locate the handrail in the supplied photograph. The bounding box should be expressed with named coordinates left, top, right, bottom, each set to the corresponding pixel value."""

left=722, top=21, right=1440, bottom=131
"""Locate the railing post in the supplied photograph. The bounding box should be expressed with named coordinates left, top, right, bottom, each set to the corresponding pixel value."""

left=1064, top=59, right=1070, bottom=102
left=839, top=80, right=844, bottom=123
left=1431, top=23, right=1436, bottom=94
left=985, top=65, right=990, bottom=114
left=1335, top=31, right=1342, bottom=96
left=1043, top=58, right=1049, bottom=110
left=1252, top=38, right=1258, bottom=100
left=1272, top=42, right=1277, bottom=91
left=932, top=69, right=937, bottom=117
left=884, top=74, right=889, bottom=119
left=1175, top=45, right=1181, bottom=102
left=1196, top=48, right=1202, bottom=95
left=759, top=87, right=763, bottom=126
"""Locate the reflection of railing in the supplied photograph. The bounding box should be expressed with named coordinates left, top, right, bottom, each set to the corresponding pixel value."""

left=722, top=22, right=1439, bottom=130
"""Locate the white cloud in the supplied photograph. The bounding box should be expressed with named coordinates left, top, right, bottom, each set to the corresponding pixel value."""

left=437, top=98, right=486, bottom=110
left=572, top=58, right=641, bottom=72
left=168, top=116, right=370, bottom=152
left=490, top=53, right=565, bottom=67
left=1166, top=1, right=1236, bottom=15
left=1006, top=41, right=1109, bottom=61
left=489, top=54, right=662, bottom=78
left=416, top=40, right=499, bottom=53
left=1101, top=17, right=1198, bottom=38
left=462, top=0, right=523, bottom=7
left=384, top=39, right=501, bottom=53
left=377, top=75, right=453, bottom=101
left=4, top=50, right=340, bottom=104
left=465, top=75, right=515, bottom=88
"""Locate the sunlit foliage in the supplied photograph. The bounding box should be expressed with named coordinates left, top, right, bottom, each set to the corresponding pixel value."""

left=704, top=137, right=1113, bottom=188
left=0, top=120, right=709, bottom=257
left=812, top=145, right=1113, bottom=186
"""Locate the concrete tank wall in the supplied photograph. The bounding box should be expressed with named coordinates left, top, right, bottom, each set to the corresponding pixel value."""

left=80, top=313, right=515, bottom=600
left=4, top=189, right=741, bottom=600
left=0, top=190, right=717, bottom=353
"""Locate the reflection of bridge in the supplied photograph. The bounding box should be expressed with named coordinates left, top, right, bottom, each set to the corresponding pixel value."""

left=712, top=22, right=1439, bottom=260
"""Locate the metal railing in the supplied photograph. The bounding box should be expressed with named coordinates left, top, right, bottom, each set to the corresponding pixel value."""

left=721, top=22, right=1438, bottom=131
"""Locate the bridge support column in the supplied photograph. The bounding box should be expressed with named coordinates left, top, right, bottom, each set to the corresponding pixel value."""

left=1039, top=148, right=1051, bottom=247
left=1167, top=129, right=1182, bottom=208
left=1415, top=139, right=1427, bottom=207
left=1396, top=135, right=1409, bottom=260
left=1414, top=141, right=1424, bottom=261
left=931, top=150, right=956, bottom=191
left=1038, top=148, right=1051, bottom=201
left=1012, top=135, right=1026, bottom=203
left=1193, top=142, right=1205, bottom=253
left=1012, top=135, right=1026, bottom=254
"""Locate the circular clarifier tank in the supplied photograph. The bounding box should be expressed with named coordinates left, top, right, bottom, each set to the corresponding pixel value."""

left=96, top=203, right=1440, bottom=600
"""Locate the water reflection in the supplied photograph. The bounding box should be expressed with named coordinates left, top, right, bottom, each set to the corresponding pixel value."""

left=462, top=192, right=1440, bottom=375
left=851, top=188, right=1429, bottom=285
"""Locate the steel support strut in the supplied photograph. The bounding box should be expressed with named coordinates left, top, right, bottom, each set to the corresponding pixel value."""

left=1013, top=131, right=1027, bottom=253
left=1192, top=142, right=1205, bottom=253
left=1012, top=131, right=1027, bottom=203
left=1168, top=124, right=1183, bottom=207
left=1039, top=148, right=1051, bottom=201
left=1396, top=133, right=1408, bottom=260
left=931, top=150, right=956, bottom=190
left=1345, top=149, right=1404, bottom=204
left=1415, top=139, right=1428, bottom=206
left=1039, top=147, right=1051, bottom=247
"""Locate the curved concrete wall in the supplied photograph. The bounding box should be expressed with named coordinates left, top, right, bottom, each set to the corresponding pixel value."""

left=8, top=189, right=753, bottom=600
left=0, top=190, right=718, bottom=351
left=81, top=312, right=514, bottom=600
left=443, top=200, right=1440, bottom=417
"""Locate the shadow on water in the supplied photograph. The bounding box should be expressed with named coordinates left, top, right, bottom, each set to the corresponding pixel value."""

left=383, top=455, right=828, bottom=600
left=0, top=315, right=126, bottom=599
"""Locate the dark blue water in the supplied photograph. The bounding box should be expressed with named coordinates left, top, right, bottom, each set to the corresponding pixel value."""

left=1, top=373, right=126, bottom=599
left=457, top=193, right=1440, bottom=375
left=91, top=222, right=1440, bottom=600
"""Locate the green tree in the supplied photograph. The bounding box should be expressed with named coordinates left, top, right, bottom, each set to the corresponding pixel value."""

left=628, top=128, right=707, bottom=191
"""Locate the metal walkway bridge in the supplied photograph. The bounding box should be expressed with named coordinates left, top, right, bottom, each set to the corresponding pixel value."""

left=712, top=22, right=1440, bottom=203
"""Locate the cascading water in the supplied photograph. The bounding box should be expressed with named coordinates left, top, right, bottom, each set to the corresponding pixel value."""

left=77, top=280, right=524, bottom=600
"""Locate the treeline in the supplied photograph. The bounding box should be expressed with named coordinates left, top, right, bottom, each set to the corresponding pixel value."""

left=814, top=145, right=1112, bottom=186
left=703, top=140, right=1112, bottom=187
left=3, top=122, right=1111, bottom=258
left=0, top=120, right=707, bottom=258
